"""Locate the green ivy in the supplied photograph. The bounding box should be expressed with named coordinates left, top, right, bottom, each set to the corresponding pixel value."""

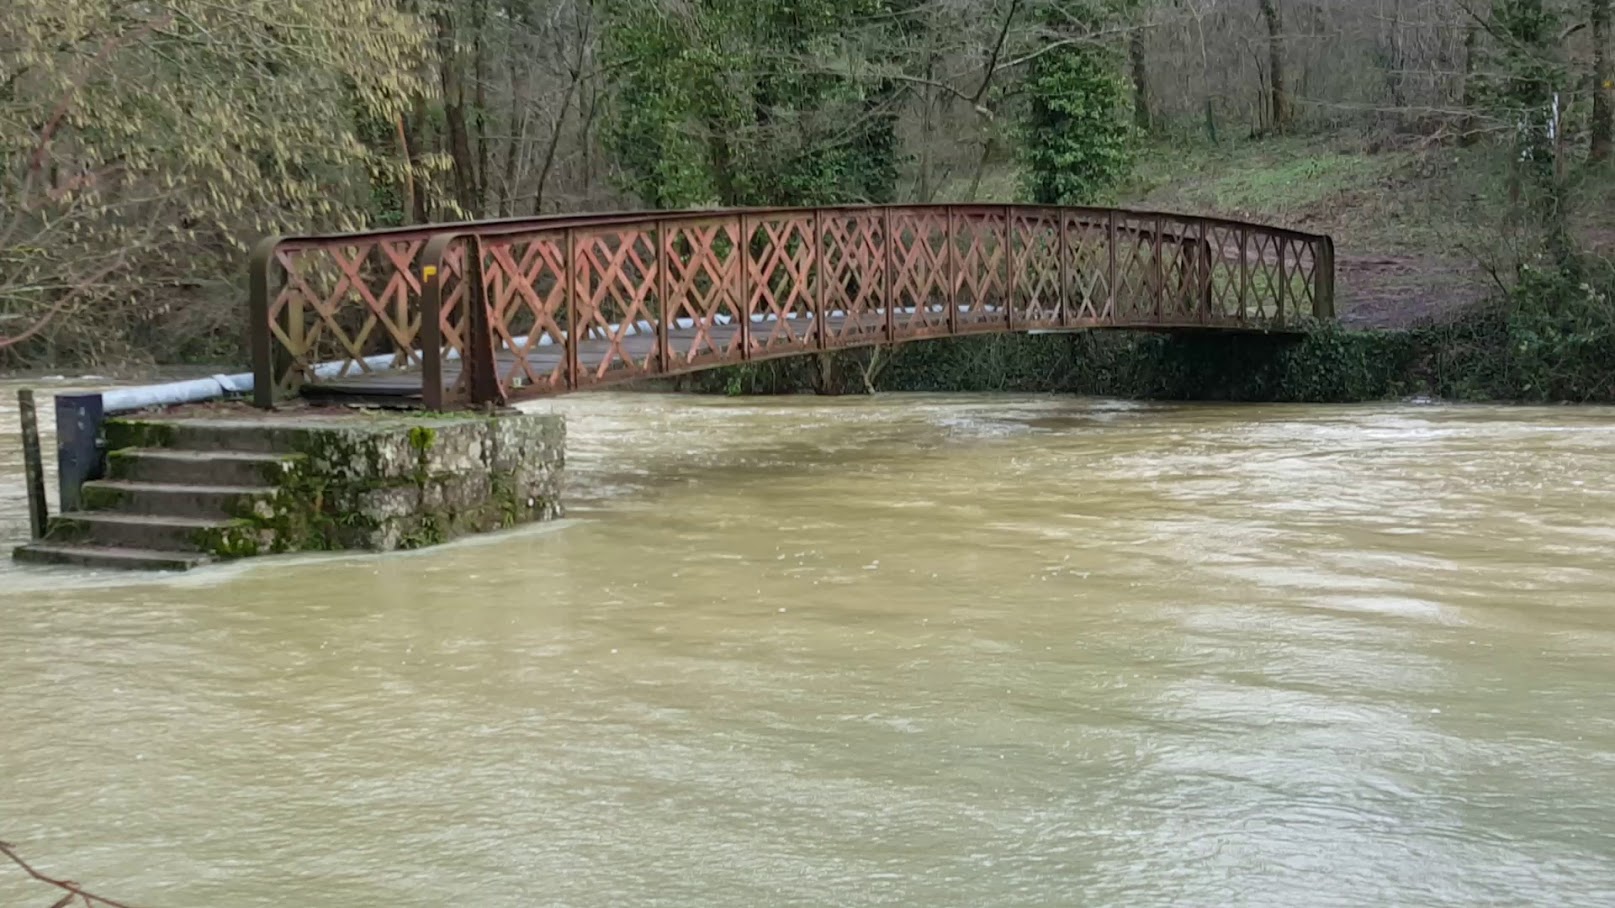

left=1017, top=7, right=1134, bottom=205
left=601, top=0, right=897, bottom=208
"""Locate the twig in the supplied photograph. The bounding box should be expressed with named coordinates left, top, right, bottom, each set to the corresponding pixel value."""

left=0, top=840, right=142, bottom=908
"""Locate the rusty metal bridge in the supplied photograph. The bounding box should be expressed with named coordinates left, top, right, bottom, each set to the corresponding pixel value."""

left=249, top=204, right=1335, bottom=409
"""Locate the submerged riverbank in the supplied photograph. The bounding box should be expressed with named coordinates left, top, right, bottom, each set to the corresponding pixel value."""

left=684, top=296, right=1615, bottom=405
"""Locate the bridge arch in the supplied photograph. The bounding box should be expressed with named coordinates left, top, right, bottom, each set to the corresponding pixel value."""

left=248, top=204, right=1334, bottom=408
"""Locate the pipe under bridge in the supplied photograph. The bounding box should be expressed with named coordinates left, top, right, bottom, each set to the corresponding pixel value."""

left=248, top=204, right=1336, bottom=409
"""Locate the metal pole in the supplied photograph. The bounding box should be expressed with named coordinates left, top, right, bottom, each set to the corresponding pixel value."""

left=19, top=390, right=48, bottom=538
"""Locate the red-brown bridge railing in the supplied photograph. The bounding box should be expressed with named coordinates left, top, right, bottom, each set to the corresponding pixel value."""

left=248, top=204, right=1335, bottom=409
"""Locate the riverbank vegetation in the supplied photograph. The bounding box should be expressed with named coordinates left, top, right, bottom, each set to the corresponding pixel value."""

left=3, top=0, right=1614, bottom=401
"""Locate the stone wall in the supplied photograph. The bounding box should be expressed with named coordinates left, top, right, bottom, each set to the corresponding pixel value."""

left=102, top=409, right=566, bottom=557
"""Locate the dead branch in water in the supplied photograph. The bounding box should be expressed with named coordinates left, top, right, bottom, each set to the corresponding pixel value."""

left=0, top=840, right=141, bottom=908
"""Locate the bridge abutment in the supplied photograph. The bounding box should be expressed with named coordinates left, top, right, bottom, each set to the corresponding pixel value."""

left=14, top=407, right=565, bottom=570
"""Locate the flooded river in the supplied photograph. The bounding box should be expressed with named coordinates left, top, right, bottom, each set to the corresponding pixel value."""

left=2, top=385, right=1614, bottom=906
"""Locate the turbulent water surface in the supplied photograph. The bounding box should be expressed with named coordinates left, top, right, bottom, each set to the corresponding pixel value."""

left=2, top=384, right=1613, bottom=907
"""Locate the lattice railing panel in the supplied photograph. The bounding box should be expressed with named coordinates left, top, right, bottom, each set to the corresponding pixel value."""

left=1064, top=217, right=1113, bottom=320
left=664, top=219, right=743, bottom=366
left=573, top=224, right=660, bottom=384
left=745, top=214, right=817, bottom=353
left=1011, top=210, right=1062, bottom=328
left=886, top=209, right=950, bottom=337
left=480, top=232, right=570, bottom=395
left=821, top=212, right=889, bottom=348
left=266, top=240, right=429, bottom=392
left=952, top=210, right=1009, bottom=331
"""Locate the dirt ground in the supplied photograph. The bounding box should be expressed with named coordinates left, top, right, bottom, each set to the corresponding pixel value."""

left=1334, top=253, right=1493, bottom=329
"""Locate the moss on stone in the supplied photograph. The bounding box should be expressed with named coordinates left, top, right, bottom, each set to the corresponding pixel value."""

left=408, top=425, right=437, bottom=452
left=190, top=522, right=265, bottom=559
left=85, top=411, right=563, bottom=559
left=104, top=419, right=178, bottom=451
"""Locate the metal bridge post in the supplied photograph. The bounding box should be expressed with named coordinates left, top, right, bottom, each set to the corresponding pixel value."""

left=1277, top=236, right=1289, bottom=329
left=813, top=209, right=826, bottom=349
left=738, top=213, right=752, bottom=359
left=248, top=237, right=280, bottom=408
left=1238, top=227, right=1250, bottom=321
left=1153, top=214, right=1165, bottom=321
left=945, top=206, right=958, bottom=335
left=1106, top=210, right=1118, bottom=321
left=883, top=208, right=895, bottom=343
left=464, top=235, right=499, bottom=406
left=656, top=220, right=671, bottom=373
left=419, top=234, right=451, bottom=410
left=1317, top=236, right=1337, bottom=320
left=1057, top=210, right=1070, bottom=327
left=1003, top=205, right=1015, bottom=332
left=564, top=228, right=579, bottom=390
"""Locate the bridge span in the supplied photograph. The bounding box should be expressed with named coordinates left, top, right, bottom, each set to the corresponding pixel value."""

left=249, top=204, right=1335, bottom=409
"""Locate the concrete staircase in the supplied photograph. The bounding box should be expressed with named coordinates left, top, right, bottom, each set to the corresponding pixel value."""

left=14, top=436, right=302, bottom=572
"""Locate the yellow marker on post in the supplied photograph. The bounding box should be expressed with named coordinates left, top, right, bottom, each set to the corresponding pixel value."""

left=423, top=265, right=438, bottom=281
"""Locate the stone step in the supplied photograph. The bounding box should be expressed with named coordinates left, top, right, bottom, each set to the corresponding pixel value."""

left=105, top=447, right=303, bottom=486
left=46, top=511, right=247, bottom=553
left=79, top=480, right=277, bottom=518
left=12, top=542, right=212, bottom=572
left=105, top=418, right=307, bottom=454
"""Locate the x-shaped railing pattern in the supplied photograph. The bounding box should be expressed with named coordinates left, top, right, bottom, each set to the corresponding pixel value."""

left=248, top=205, right=1335, bottom=409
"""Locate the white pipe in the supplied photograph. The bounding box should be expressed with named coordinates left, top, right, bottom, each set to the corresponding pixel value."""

left=99, top=301, right=981, bottom=412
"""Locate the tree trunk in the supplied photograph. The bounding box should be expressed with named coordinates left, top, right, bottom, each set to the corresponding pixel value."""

left=1593, top=0, right=1613, bottom=162
left=1129, top=26, right=1152, bottom=134
left=436, top=10, right=480, bottom=216
left=1257, top=0, right=1291, bottom=133
left=1459, top=22, right=1479, bottom=146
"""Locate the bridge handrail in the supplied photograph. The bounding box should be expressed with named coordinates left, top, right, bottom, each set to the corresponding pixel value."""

left=249, top=204, right=1335, bottom=408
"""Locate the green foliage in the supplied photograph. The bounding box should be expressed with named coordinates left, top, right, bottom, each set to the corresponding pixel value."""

left=1476, top=0, right=1577, bottom=270
left=1419, top=265, right=1615, bottom=401
left=601, top=0, right=897, bottom=208
left=1017, top=9, right=1134, bottom=205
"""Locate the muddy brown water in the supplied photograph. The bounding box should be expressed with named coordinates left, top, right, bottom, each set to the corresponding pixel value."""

left=2, top=384, right=1614, bottom=906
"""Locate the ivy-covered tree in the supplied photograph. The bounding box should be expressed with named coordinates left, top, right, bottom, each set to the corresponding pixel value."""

left=1017, top=5, right=1133, bottom=205
left=600, top=0, right=897, bottom=208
